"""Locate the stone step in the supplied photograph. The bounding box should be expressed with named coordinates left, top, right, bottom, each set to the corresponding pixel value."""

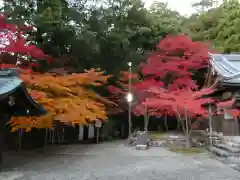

left=208, top=146, right=240, bottom=157
left=223, top=140, right=240, bottom=149
left=214, top=143, right=240, bottom=153
left=223, top=136, right=240, bottom=146
left=208, top=146, right=232, bottom=157
left=150, top=141, right=164, bottom=147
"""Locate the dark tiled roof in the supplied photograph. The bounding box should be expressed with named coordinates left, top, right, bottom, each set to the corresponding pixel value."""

left=0, top=68, right=22, bottom=95
left=0, top=68, right=46, bottom=116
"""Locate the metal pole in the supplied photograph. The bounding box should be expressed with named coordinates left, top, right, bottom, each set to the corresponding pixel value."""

left=144, top=102, right=148, bottom=132
left=208, top=105, right=213, bottom=151
left=128, top=63, right=132, bottom=138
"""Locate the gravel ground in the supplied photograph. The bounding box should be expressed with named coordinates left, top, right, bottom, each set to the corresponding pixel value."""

left=0, top=140, right=240, bottom=180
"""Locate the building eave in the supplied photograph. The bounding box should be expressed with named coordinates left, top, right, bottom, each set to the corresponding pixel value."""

left=209, top=53, right=240, bottom=85
left=0, top=68, right=46, bottom=117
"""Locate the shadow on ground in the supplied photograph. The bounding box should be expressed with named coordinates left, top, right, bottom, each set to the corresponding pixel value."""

left=1, top=143, right=95, bottom=171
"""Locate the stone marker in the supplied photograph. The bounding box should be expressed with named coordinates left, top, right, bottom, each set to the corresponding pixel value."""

left=135, top=132, right=152, bottom=150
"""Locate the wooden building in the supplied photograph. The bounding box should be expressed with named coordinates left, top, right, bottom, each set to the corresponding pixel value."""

left=0, top=68, right=46, bottom=164
left=207, top=53, right=240, bottom=135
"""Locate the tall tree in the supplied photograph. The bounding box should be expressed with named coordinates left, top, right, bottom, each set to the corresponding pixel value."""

left=139, top=35, right=216, bottom=146
left=192, top=0, right=220, bottom=13
left=148, top=1, right=184, bottom=39
left=2, top=0, right=184, bottom=75
left=186, top=0, right=240, bottom=53
left=141, top=35, right=212, bottom=90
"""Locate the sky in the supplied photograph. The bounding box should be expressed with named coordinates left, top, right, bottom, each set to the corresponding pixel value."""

left=144, top=0, right=197, bottom=16
left=0, top=0, right=197, bottom=16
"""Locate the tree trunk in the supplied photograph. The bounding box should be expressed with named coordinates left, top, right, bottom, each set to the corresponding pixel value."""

left=208, top=105, right=213, bottom=150
left=164, top=115, right=168, bottom=131
left=184, top=109, right=190, bottom=148
left=144, top=103, right=149, bottom=132
left=144, top=116, right=149, bottom=132
left=175, top=106, right=183, bottom=132
left=176, top=119, right=181, bottom=131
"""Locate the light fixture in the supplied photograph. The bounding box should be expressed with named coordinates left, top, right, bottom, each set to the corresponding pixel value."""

left=127, top=61, right=132, bottom=67
left=126, top=92, right=133, bottom=103
left=8, top=96, right=15, bottom=106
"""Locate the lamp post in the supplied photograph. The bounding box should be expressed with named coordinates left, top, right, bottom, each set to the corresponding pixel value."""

left=127, top=61, right=133, bottom=138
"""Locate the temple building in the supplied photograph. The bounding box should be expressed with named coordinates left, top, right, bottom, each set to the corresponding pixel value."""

left=207, top=53, right=240, bottom=135
left=0, top=68, right=46, bottom=164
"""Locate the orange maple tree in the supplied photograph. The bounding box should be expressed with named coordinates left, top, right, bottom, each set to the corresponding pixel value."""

left=9, top=69, right=114, bottom=131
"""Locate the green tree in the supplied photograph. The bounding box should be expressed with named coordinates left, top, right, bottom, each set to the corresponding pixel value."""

left=192, top=0, right=221, bottom=13
left=149, top=1, right=184, bottom=38
left=2, top=0, right=184, bottom=74
left=185, top=0, right=240, bottom=53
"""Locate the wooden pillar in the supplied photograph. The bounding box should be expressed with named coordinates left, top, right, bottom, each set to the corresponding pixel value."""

left=51, top=128, right=55, bottom=144
left=0, top=123, right=4, bottom=164
left=0, top=114, right=11, bottom=165
left=17, top=128, right=23, bottom=151
left=44, top=128, right=48, bottom=145
left=235, top=117, right=239, bottom=135
left=83, top=125, right=89, bottom=141
left=78, top=125, right=84, bottom=141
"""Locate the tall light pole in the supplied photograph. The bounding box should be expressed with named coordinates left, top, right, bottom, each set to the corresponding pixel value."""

left=126, top=61, right=133, bottom=138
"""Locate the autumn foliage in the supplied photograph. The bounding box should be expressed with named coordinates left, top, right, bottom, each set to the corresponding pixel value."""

left=108, top=71, right=139, bottom=113
left=141, top=35, right=213, bottom=90
left=9, top=69, right=113, bottom=131
left=0, top=14, right=52, bottom=70
left=139, top=35, right=216, bottom=119
left=0, top=15, right=114, bottom=131
left=108, top=35, right=216, bottom=131
left=145, top=88, right=215, bottom=127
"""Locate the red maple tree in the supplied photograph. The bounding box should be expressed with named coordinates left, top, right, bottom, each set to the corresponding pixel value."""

left=108, top=71, right=139, bottom=113
left=108, top=73, right=160, bottom=110
left=139, top=34, right=216, bottom=123
left=145, top=87, right=215, bottom=146
left=0, top=14, right=52, bottom=71
left=108, top=71, right=166, bottom=132
left=141, top=35, right=213, bottom=91
left=108, top=35, right=217, bottom=142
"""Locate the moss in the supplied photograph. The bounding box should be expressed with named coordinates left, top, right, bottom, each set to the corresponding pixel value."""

left=168, top=147, right=205, bottom=154
left=150, top=133, right=166, bottom=140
